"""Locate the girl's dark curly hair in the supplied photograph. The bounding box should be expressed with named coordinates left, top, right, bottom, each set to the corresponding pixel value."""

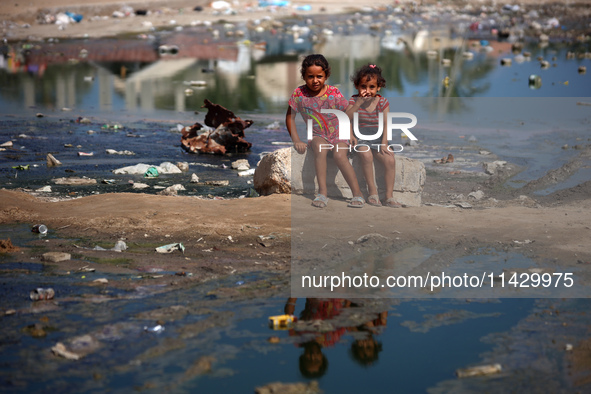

left=350, top=64, right=386, bottom=88
left=300, top=54, right=331, bottom=79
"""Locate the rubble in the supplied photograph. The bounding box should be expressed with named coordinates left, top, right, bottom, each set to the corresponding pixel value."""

left=181, top=99, right=253, bottom=155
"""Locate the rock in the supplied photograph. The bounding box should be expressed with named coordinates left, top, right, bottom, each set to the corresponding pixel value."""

left=53, top=177, right=97, bottom=185
left=176, top=162, right=189, bottom=172
left=1, top=141, right=13, bottom=147
left=483, top=161, right=507, bottom=175
left=454, top=202, right=472, bottom=209
left=205, top=180, right=229, bottom=186
left=257, top=147, right=425, bottom=207
left=46, top=153, right=62, bottom=167
left=231, top=159, right=250, bottom=170
left=456, top=363, right=502, bottom=378
left=132, top=182, right=150, bottom=189
left=42, top=252, right=71, bottom=262
left=158, top=184, right=186, bottom=196
left=190, top=173, right=200, bottom=183
left=254, top=148, right=291, bottom=195
left=36, top=186, right=52, bottom=192
left=468, top=190, right=485, bottom=200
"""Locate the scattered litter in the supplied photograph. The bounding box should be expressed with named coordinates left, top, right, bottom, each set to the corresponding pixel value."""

left=101, top=179, right=116, bottom=184
left=145, top=167, right=159, bottom=177
left=113, top=162, right=181, bottom=175
left=1, top=141, right=13, bottom=147
left=235, top=280, right=245, bottom=286
left=144, top=325, right=165, bottom=333
left=456, top=363, right=502, bottom=378
left=32, top=224, right=48, bottom=234
left=269, top=314, right=296, bottom=329
left=92, top=278, right=108, bottom=284
left=105, top=149, right=135, bottom=155
left=155, top=243, right=185, bottom=254
left=30, top=288, right=55, bottom=301
left=36, top=186, right=52, bottom=192
left=51, top=343, right=80, bottom=360
left=566, top=343, right=573, bottom=351
left=513, top=239, right=534, bottom=245
left=433, top=154, right=454, bottom=164
left=12, top=165, right=30, bottom=171
left=93, top=240, right=127, bottom=252
left=78, top=152, right=94, bottom=157
left=238, top=169, right=256, bottom=177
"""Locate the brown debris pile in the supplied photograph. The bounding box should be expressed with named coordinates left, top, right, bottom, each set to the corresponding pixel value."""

left=434, top=153, right=454, bottom=164
left=0, top=238, right=20, bottom=253
left=181, top=99, right=253, bottom=155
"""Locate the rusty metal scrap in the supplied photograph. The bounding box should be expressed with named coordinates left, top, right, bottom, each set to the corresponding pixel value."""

left=181, top=99, right=253, bottom=155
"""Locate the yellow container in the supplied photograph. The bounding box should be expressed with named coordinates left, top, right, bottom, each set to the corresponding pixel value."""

left=268, top=314, right=296, bottom=329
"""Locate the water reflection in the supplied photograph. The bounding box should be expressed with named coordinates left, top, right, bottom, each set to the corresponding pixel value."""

left=1, top=19, right=589, bottom=118
left=284, top=297, right=389, bottom=377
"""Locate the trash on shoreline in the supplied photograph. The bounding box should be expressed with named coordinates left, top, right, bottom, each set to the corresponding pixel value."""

left=93, top=240, right=127, bottom=252
left=268, top=314, right=297, bottom=329
left=30, top=288, right=55, bottom=301
left=106, top=149, right=135, bottom=155
left=113, top=163, right=181, bottom=175
left=155, top=243, right=185, bottom=254
left=144, top=324, right=165, bottom=333
left=456, top=363, right=502, bottom=378
left=31, top=224, right=48, bottom=234
left=181, top=99, right=253, bottom=155
left=433, top=154, right=454, bottom=164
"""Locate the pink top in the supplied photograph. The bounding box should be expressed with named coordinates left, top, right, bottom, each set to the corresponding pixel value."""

left=289, top=85, right=349, bottom=144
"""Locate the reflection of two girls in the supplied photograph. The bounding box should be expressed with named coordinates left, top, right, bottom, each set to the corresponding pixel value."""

left=284, top=297, right=388, bottom=378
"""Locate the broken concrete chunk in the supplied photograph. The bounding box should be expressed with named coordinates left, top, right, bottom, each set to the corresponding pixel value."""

left=46, top=153, right=62, bottom=167
left=43, top=252, right=71, bottom=262
left=231, top=159, right=250, bottom=170
left=468, top=190, right=485, bottom=200
left=53, top=177, right=97, bottom=185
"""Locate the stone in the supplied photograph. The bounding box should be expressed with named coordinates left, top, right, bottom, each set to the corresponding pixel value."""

left=190, top=173, right=200, bottom=183
left=483, top=160, right=507, bottom=175
left=253, top=148, right=291, bottom=195
left=468, top=190, right=485, bottom=200
left=231, top=159, right=250, bottom=170
left=43, top=252, right=71, bottom=262
left=255, top=147, right=425, bottom=207
left=53, top=177, right=97, bottom=185
left=176, top=162, right=189, bottom=172
left=46, top=153, right=62, bottom=167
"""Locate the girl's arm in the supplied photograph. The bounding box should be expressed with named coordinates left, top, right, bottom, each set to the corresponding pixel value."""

left=286, top=106, right=307, bottom=154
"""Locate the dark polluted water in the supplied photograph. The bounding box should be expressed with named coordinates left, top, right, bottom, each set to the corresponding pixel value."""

left=2, top=226, right=590, bottom=392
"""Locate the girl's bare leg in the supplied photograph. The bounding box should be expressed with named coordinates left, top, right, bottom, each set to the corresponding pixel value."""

left=310, top=136, right=330, bottom=197
left=333, top=142, right=364, bottom=200
left=374, top=151, right=396, bottom=200
left=358, top=147, right=378, bottom=197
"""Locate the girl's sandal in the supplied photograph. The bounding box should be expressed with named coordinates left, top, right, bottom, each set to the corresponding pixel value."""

left=367, top=194, right=382, bottom=207
left=312, top=194, right=328, bottom=208
left=348, top=196, right=365, bottom=208
left=385, top=198, right=404, bottom=208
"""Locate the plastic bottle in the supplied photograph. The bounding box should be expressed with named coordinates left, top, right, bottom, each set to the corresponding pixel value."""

left=30, top=288, right=55, bottom=301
